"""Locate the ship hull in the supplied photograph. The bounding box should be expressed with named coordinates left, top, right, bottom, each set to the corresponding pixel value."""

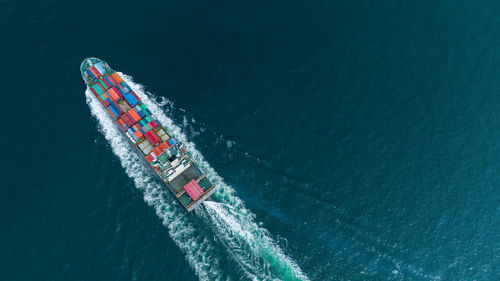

left=81, top=58, right=215, bottom=211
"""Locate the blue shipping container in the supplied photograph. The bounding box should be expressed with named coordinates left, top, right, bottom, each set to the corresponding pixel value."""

left=123, top=94, right=138, bottom=107
left=109, top=103, right=120, bottom=115
left=116, top=86, right=125, bottom=96
left=103, top=76, right=113, bottom=86
left=95, top=63, right=106, bottom=75
left=122, top=94, right=131, bottom=104
left=109, top=106, right=119, bottom=118
left=108, top=109, right=117, bottom=119
left=136, top=108, right=146, bottom=118
left=120, top=82, right=131, bottom=93
left=87, top=69, right=97, bottom=80
left=130, top=95, right=139, bottom=106
left=168, top=139, right=175, bottom=146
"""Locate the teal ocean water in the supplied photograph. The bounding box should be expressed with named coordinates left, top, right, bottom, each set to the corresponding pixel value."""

left=2, top=0, right=499, bottom=280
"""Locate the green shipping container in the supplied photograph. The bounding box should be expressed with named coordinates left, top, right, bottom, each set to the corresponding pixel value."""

left=93, top=84, right=104, bottom=95
left=140, top=104, right=147, bottom=111
left=99, top=80, right=109, bottom=90
left=145, top=116, right=152, bottom=123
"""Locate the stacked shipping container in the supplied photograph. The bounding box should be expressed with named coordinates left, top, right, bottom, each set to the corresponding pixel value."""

left=83, top=58, right=215, bottom=211
left=183, top=180, right=204, bottom=201
left=87, top=67, right=178, bottom=169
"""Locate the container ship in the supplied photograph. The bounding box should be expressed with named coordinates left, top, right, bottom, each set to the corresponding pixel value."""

left=81, top=58, right=215, bottom=212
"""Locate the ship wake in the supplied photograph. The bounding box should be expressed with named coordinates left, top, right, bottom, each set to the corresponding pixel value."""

left=85, top=73, right=309, bottom=281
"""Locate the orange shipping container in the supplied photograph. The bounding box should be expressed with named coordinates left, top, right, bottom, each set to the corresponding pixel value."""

left=128, top=108, right=141, bottom=122
left=134, top=131, right=143, bottom=139
left=112, top=72, right=123, bottom=83
left=107, top=88, right=120, bottom=101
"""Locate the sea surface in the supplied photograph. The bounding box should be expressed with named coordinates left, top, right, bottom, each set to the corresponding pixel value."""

left=2, top=0, right=499, bottom=280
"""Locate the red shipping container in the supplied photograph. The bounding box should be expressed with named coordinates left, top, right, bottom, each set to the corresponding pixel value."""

left=183, top=180, right=203, bottom=201
left=90, top=88, right=100, bottom=100
left=146, top=154, right=154, bottom=164
left=101, top=78, right=111, bottom=88
left=96, top=82, right=106, bottom=93
left=114, top=87, right=123, bottom=98
left=146, top=131, right=160, bottom=146
left=164, top=140, right=171, bottom=148
left=146, top=130, right=161, bottom=145
left=90, top=86, right=98, bottom=96
left=107, top=75, right=117, bottom=86
left=121, top=112, right=136, bottom=127
left=116, top=119, right=127, bottom=132
left=145, top=132, right=155, bottom=147
left=115, top=87, right=123, bottom=98
left=149, top=120, right=159, bottom=129
left=100, top=98, right=110, bottom=107
left=90, top=87, right=108, bottom=107
left=89, top=67, right=100, bottom=78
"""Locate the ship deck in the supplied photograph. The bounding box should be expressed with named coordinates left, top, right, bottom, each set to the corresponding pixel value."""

left=81, top=57, right=216, bottom=212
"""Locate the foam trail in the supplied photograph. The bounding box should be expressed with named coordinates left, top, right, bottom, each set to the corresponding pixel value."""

left=86, top=73, right=310, bottom=280
left=201, top=202, right=309, bottom=281
left=86, top=90, right=223, bottom=281
left=122, top=73, right=310, bottom=280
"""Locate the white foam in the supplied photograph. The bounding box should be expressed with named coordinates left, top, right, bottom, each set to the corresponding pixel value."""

left=86, top=73, right=310, bottom=281
left=202, top=201, right=310, bottom=281
left=86, top=89, right=222, bottom=281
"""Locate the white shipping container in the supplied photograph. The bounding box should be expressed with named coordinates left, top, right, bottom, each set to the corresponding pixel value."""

left=142, top=144, right=153, bottom=155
